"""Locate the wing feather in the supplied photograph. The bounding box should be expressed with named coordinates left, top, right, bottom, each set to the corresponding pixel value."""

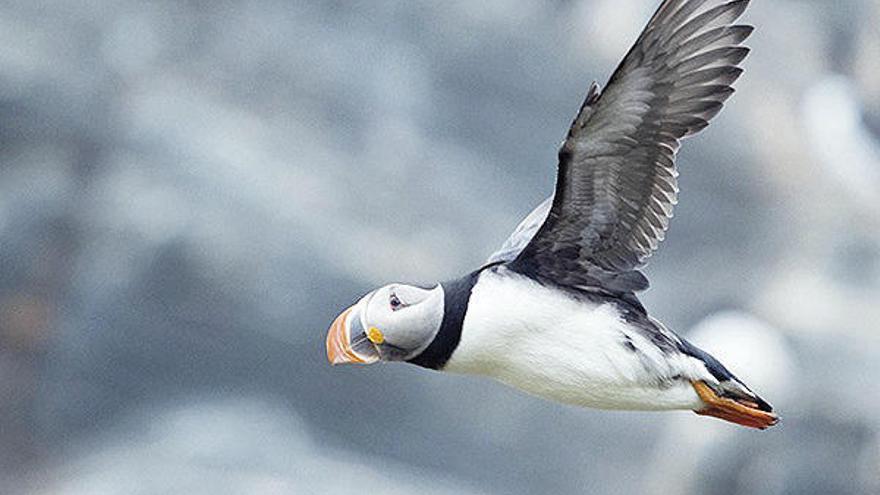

left=507, top=0, right=753, bottom=292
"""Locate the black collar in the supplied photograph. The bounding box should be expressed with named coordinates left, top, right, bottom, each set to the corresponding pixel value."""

left=406, top=270, right=481, bottom=370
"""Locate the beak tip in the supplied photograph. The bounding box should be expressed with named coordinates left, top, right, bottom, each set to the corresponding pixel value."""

left=326, top=306, right=374, bottom=366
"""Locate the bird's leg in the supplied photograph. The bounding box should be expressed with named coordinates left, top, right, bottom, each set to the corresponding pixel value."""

left=692, top=381, right=779, bottom=430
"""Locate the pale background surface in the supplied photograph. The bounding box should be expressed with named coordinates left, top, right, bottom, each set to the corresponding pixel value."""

left=1, top=1, right=879, bottom=494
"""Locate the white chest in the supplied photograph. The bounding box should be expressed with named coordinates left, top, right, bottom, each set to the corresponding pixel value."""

left=443, top=269, right=703, bottom=411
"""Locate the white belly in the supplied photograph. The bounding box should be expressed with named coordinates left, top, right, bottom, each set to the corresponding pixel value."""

left=444, top=269, right=705, bottom=411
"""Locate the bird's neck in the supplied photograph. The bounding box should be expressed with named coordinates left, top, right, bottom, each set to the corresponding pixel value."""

left=406, top=270, right=480, bottom=370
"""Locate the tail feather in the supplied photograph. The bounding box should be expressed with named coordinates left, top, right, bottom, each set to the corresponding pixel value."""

left=715, top=379, right=774, bottom=412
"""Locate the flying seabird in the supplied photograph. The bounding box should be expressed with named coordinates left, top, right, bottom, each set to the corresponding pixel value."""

left=327, top=0, right=778, bottom=429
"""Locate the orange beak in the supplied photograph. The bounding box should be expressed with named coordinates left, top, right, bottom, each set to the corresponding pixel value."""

left=326, top=305, right=379, bottom=365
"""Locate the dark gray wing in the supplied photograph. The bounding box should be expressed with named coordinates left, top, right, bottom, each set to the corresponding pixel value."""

left=510, top=0, right=753, bottom=293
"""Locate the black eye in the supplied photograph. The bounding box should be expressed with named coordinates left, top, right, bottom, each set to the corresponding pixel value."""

left=390, top=293, right=404, bottom=310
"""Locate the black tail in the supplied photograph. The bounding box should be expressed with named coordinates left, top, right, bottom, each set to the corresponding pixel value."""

left=677, top=338, right=774, bottom=413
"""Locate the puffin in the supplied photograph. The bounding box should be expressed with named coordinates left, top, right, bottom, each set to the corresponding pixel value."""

left=327, top=0, right=778, bottom=430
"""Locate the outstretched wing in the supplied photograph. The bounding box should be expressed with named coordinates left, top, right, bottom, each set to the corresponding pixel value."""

left=509, top=0, right=753, bottom=293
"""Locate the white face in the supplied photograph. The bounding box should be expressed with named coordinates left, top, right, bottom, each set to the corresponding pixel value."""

left=327, top=283, right=445, bottom=364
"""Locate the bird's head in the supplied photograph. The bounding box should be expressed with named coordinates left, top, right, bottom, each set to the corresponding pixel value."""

left=326, top=283, right=444, bottom=365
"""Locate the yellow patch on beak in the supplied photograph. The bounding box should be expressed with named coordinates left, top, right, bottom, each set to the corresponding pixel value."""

left=367, top=327, right=385, bottom=345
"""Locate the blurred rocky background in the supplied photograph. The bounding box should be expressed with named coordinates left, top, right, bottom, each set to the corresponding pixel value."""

left=1, top=0, right=878, bottom=494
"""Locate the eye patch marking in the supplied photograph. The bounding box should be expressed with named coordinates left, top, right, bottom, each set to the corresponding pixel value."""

left=390, top=293, right=406, bottom=311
